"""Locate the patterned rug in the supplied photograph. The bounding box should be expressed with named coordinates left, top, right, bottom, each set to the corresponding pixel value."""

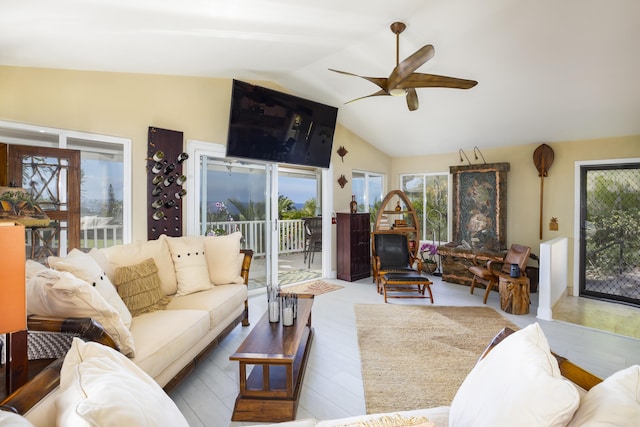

left=281, top=280, right=344, bottom=296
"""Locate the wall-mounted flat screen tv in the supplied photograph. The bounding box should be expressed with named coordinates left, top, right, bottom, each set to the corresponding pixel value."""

left=226, top=80, right=338, bottom=169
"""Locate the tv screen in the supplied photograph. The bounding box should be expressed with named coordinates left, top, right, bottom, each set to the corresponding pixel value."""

left=226, top=80, right=338, bottom=168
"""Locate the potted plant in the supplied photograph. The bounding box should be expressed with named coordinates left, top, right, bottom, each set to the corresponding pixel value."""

left=419, top=242, right=439, bottom=274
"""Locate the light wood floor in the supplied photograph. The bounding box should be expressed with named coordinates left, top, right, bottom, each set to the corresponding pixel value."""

left=169, top=276, right=640, bottom=427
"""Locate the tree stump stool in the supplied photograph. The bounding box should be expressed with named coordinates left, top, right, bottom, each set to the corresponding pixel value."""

left=498, top=275, right=530, bottom=315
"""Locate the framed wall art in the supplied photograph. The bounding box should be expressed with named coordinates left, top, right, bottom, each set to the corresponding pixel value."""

left=450, top=162, right=510, bottom=251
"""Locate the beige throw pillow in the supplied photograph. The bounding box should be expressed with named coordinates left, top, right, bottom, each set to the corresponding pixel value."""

left=166, top=235, right=213, bottom=295
left=114, top=258, right=170, bottom=317
left=204, top=232, right=245, bottom=285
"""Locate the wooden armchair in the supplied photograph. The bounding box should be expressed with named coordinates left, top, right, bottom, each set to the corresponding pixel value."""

left=468, top=244, right=531, bottom=304
left=371, top=232, right=422, bottom=293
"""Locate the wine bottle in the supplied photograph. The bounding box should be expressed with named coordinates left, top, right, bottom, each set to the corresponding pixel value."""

left=151, top=162, right=163, bottom=174
left=151, top=185, right=163, bottom=197
left=152, top=210, right=165, bottom=220
left=152, top=151, right=165, bottom=162
left=164, top=199, right=176, bottom=209
left=163, top=163, right=176, bottom=175
left=152, top=174, right=163, bottom=185
left=151, top=199, right=163, bottom=209
left=175, top=189, right=187, bottom=199
left=177, top=152, right=189, bottom=164
left=175, top=175, right=187, bottom=185
left=163, top=175, right=175, bottom=187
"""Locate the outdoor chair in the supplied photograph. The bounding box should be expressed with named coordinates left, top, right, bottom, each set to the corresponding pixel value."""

left=468, top=243, right=531, bottom=304
left=303, top=217, right=322, bottom=268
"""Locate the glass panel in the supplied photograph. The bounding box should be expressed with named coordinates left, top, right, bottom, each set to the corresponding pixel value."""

left=352, top=171, right=384, bottom=221
left=401, top=173, right=448, bottom=244
left=22, top=155, right=65, bottom=210
left=69, top=139, right=125, bottom=249
left=278, top=168, right=322, bottom=285
left=200, top=158, right=268, bottom=290
left=581, top=164, right=640, bottom=306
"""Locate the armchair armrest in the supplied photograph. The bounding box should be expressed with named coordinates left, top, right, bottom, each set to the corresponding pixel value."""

left=240, top=249, right=254, bottom=285
left=479, top=327, right=602, bottom=391
left=27, top=315, right=118, bottom=350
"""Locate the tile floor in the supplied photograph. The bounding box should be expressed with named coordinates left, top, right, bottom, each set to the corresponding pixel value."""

left=169, top=275, right=640, bottom=427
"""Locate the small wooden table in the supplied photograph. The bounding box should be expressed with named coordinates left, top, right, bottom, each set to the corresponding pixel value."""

left=498, top=275, right=530, bottom=315
left=229, top=297, right=314, bottom=422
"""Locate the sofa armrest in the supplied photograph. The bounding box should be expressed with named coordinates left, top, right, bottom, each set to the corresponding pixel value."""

left=479, top=327, right=603, bottom=391
left=240, top=249, right=254, bottom=285
left=0, top=358, right=63, bottom=415
left=27, top=315, right=118, bottom=350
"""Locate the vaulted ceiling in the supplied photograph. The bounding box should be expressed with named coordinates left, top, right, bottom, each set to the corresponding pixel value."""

left=2, top=0, right=639, bottom=157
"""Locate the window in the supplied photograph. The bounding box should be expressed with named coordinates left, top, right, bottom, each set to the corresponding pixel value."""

left=0, top=120, right=131, bottom=249
left=400, top=173, right=448, bottom=244
left=352, top=171, right=384, bottom=221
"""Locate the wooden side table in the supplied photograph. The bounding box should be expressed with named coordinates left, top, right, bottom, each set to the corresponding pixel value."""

left=498, top=275, right=530, bottom=315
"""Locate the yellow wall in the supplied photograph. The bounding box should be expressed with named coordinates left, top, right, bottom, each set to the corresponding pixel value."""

left=391, top=136, right=640, bottom=288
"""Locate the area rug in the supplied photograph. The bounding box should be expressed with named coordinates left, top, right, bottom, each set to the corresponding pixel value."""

left=278, top=268, right=322, bottom=286
left=355, top=304, right=518, bottom=414
left=281, top=280, right=344, bottom=296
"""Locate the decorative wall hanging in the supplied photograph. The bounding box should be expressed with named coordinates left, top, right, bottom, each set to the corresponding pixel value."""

left=337, top=174, right=348, bottom=188
left=450, top=162, right=510, bottom=251
left=337, top=146, right=348, bottom=162
left=533, top=144, right=554, bottom=239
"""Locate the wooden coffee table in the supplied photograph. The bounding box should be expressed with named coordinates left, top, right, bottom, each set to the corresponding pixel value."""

left=229, top=296, right=314, bottom=422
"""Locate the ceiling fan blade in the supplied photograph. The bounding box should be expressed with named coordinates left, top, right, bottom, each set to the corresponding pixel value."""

left=406, top=88, right=419, bottom=111
left=387, top=45, right=435, bottom=91
left=329, top=69, right=388, bottom=91
left=344, top=89, right=389, bottom=104
left=398, top=73, right=478, bottom=89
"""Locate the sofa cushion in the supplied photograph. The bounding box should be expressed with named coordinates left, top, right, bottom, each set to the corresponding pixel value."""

left=204, top=232, right=245, bottom=285
left=568, top=364, right=640, bottom=426
left=114, top=258, right=170, bottom=317
left=167, top=284, right=248, bottom=330
left=128, top=309, right=210, bottom=380
left=99, top=235, right=177, bottom=296
left=49, top=248, right=132, bottom=328
left=165, top=235, right=213, bottom=296
left=56, top=338, right=188, bottom=427
left=449, top=322, right=580, bottom=427
left=26, top=269, right=136, bottom=357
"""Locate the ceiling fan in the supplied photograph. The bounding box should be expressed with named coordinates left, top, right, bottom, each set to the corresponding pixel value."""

left=329, top=22, right=478, bottom=111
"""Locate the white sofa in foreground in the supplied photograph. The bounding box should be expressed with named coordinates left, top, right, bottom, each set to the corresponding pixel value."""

left=3, top=232, right=253, bottom=427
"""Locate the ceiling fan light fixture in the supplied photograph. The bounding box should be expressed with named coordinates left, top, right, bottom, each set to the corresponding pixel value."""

left=389, top=88, right=407, bottom=97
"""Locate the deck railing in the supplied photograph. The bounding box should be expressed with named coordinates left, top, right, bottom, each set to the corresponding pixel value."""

left=80, top=219, right=308, bottom=257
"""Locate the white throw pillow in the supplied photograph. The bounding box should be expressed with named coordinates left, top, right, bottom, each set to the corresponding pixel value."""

left=26, top=269, right=135, bottom=357
left=56, top=338, right=189, bottom=427
left=204, top=232, right=245, bottom=285
left=0, top=410, right=36, bottom=427
left=449, top=323, right=580, bottom=427
left=166, top=235, right=213, bottom=295
left=49, top=249, right=132, bottom=328
left=568, top=364, right=640, bottom=426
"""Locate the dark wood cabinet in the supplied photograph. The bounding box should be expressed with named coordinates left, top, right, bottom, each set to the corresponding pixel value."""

left=337, top=213, right=371, bottom=281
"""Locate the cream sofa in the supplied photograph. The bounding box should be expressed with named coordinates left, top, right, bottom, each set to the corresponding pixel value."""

left=5, top=232, right=253, bottom=427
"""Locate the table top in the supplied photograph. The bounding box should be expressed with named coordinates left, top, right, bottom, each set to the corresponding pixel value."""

left=230, top=297, right=313, bottom=363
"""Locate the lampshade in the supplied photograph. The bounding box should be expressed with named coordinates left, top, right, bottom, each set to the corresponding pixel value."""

left=0, top=221, right=26, bottom=334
